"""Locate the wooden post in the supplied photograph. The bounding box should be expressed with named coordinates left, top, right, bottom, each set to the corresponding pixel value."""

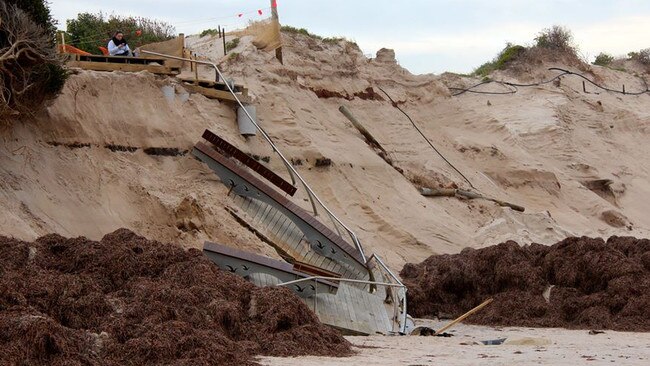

left=339, top=105, right=386, bottom=154
left=623, top=84, right=626, bottom=94
left=271, top=0, right=283, bottom=64
left=218, top=26, right=221, bottom=38
left=223, top=27, right=227, bottom=56
left=179, top=33, right=185, bottom=68
left=434, top=298, right=493, bottom=335
left=420, top=187, right=525, bottom=212
left=193, top=53, right=199, bottom=84
left=583, top=80, right=586, bottom=93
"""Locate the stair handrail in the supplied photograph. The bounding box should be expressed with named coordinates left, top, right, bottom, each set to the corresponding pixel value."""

left=367, top=253, right=408, bottom=334
left=277, top=276, right=404, bottom=288
left=142, top=50, right=366, bottom=263
left=277, top=273, right=408, bottom=334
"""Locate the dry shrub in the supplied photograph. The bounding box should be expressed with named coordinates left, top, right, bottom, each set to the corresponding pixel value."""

left=473, top=25, right=590, bottom=77
left=0, top=2, right=66, bottom=122
left=534, top=25, right=575, bottom=53
left=628, top=48, right=650, bottom=65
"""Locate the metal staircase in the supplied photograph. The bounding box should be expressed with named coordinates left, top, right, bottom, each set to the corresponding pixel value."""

left=193, top=131, right=409, bottom=335
left=144, top=50, right=411, bottom=335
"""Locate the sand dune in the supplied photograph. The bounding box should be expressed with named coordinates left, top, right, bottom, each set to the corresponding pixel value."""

left=2, top=30, right=650, bottom=273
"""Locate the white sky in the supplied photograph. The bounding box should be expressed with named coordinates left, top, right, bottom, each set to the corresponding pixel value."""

left=50, top=0, right=650, bottom=74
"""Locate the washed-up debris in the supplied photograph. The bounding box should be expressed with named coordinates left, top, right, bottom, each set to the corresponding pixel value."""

left=402, top=236, right=650, bottom=331
left=0, top=229, right=351, bottom=365
left=480, top=338, right=507, bottom=345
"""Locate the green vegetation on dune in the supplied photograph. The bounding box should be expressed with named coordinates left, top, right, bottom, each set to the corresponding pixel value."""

left=280, top=25, right=357, bottom=48
left=474, top=43, right=526, bottom=77
left=200, top=28, right=220, bottom=38
left=65, top=12, right=176, bottom=54
left=593, top=52, right=614, bottom=66
left=473, top=25, right=578, bottom=77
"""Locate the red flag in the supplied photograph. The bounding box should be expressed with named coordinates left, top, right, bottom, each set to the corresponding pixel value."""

left=135, top=30, right=142, bottom=36
left=271, top=0, right=278, bottom=8
left=238, top=13, right=243, bottom=17
left=258, top=9, right=263, bottom=15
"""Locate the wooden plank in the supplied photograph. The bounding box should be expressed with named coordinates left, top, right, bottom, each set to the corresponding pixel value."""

left=66, top=60, right=177, bottom=75
left=320, top=257, right=340, bottom=274
left=294, top=236, right=310, bottom=259
left=240, top=195, right=253, bottom=212
left=271, top=216, right=291, bottom=244
left=77, top=55, right=168, bottom=64
left=325, top=294, right=344, bottom=325
left=242, top=196, right=259, bottom=223
left=178, top=77, right=245, bottom=91
left=243, top=198, right=259, bottom=220
left=252, top=204, right=275, bottom=236
left=281, top=229, right=299, bottom=259
left=184, top=84, right=252, bottom=103
left=338, top=284, right=359, bottom=328
left=249, top=199, right=267, bottom=222
left=365, top=289, right=386, bottom=334
left=324, top=292, right=345, bottom=330
left=301, top=246, right=317, bottom=265
left=253, top=201, right=273, bottom=225
left=349, top=284, right=376, bottom=334
left=275, top=219, right=294, bottom=246
left=268, top=211, right=286, bottom=239
left=284, top=225, right=302, bottom=252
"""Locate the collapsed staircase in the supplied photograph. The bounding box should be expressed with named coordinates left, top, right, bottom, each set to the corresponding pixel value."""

left=193, top=129, right=410, bottom=335
left=124, top=48, right=413, bottom=335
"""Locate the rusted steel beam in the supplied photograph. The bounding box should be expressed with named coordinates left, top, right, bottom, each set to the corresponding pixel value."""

left=202, top=129, right=297, bottom=196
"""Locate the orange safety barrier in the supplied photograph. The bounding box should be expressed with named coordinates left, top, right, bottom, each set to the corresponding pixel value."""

left=58, top=44, right=91, bottom=55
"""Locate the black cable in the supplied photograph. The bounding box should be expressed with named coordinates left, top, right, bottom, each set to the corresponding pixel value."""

left=376, top=86, right=477, bottom=190
left=450, top=71, right=569, bottom=96
left=449, top=68, right=650, bottom=96
left=549, top=67, right=650, bottom=95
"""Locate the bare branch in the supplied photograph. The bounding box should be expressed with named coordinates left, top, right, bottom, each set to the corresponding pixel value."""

left=1, top=2, right=64, bottom=122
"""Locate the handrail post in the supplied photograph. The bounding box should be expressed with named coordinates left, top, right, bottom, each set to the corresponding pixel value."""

left=368, top=254, right=408, bottom=334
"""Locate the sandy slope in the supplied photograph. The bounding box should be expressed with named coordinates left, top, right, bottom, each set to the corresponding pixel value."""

left=2, top=31, right=650, bottom=272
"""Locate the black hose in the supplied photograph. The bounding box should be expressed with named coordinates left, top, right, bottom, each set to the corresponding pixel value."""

left=549, top=67, right=650, bottom=95
left=449, top=68, right=650, bottom=96
left=376, top=86, right=477, bottom=190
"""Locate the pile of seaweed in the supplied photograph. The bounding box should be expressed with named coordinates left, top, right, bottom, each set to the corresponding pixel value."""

left=401, top=236, right=650, bottom=331
left=0, top=229, right=351, bottom=365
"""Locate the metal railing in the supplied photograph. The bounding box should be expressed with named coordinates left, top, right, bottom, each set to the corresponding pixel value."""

left=368, top=254, right=408, bottom=334
left=277, top=274, right=407, bottom=334
left=142, top=50, right=367, bottom=262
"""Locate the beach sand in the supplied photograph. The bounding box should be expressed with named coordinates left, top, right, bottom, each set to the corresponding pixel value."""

left=260, top=321, right=650, bottom=366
